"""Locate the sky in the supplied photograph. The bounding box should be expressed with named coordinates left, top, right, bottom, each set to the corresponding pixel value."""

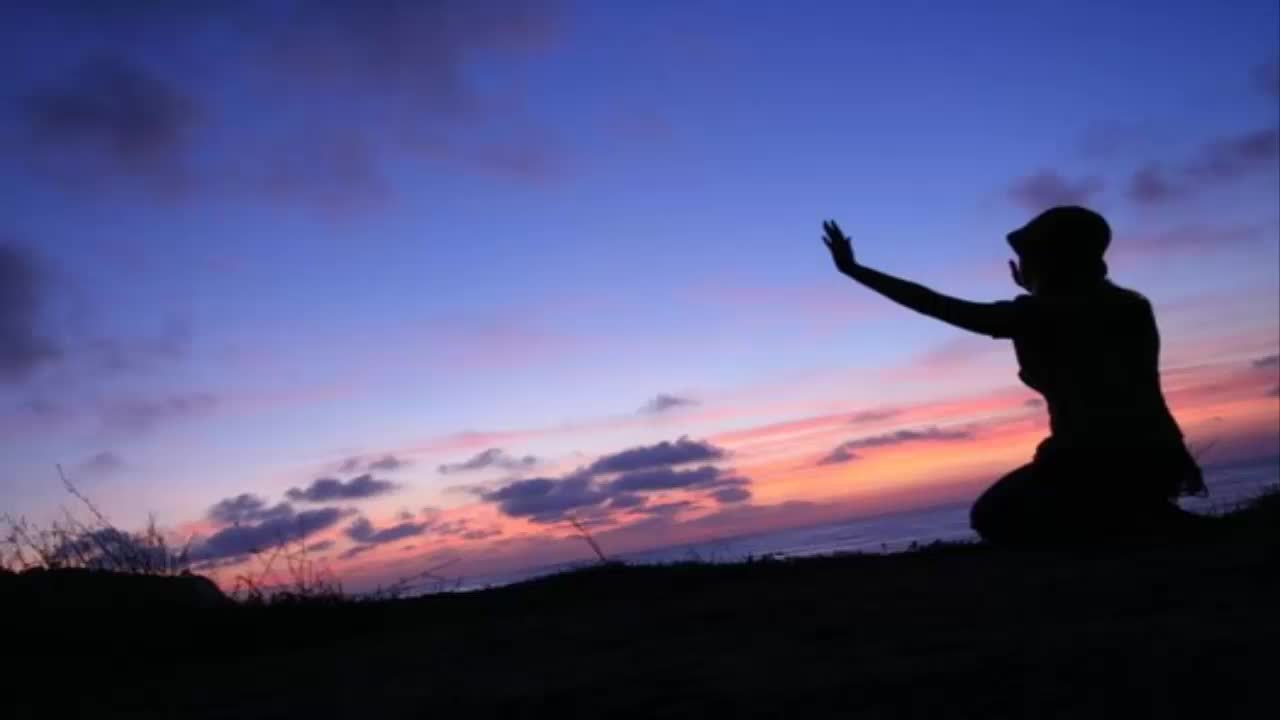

left=1, top=0, right=1277, bottom=590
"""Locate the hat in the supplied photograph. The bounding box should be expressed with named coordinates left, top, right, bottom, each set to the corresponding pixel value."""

left=1007, top=206, right=1111, bottom=261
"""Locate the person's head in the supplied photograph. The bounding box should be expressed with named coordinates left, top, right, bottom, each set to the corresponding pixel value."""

left=1007, top=206, right=1110, bottom=295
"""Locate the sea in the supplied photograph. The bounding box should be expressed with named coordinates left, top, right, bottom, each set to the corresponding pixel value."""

left=451, top=454, right=1280, bottom=593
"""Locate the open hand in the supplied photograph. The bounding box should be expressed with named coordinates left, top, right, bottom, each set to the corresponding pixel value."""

left=822, top=220, right=858, bottom=275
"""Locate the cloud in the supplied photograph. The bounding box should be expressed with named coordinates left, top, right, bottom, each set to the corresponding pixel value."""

left=79, top=450, right=125, bottom=476
left=339, top=454, right=411, bottom=474
left=1127, top=164, right=1183, bottom=205
left=100, top=392, right=217, bottom=433
left=481, top=474, right=606, bottom=523
left=816, top=446, right=862, bottom=466
left=0, top=244, right=60, bottom=383
left=842, top=426, right=975, bottom=450
left=1007, top=170, right=1103, bottom=211
left=345, top=516, right=431, bottom=545
left=367, top=454, right=410, bottom=472
left=192, top=506, right=347, bottom=562
left=22, top=55, right=198, bottom=190
left=710, top=486, right=752, bottom=504
left=340, top=544, right=377, bottom=560
left=438, top=448, right=538, bottom=475
left=479, top=437, right=749, bottom=523
left=605, top=465, right=721, bottom=493
left=1128, top=128, right=1279, bottom=206
left=587, top=436, right=726, bottom=475
left=850, top=408, right=901, bottom=424
left=285, top=474, right=398, bottom=503
left=640, top=393, right=697, bottom=414
left=9, top=2, right=565, bottom=209
left=1185, top=128, right=1279, bottom=182
left=608, top=493, right=646, bottom=509
left=1254, top=354, right=1280, bottom=369
left=206, top=494, right=293, bottom=526
left=818, top=426, right=974, bottom=466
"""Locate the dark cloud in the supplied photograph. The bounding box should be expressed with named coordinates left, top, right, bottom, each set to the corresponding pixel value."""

left=286, top=474, right=398, bottom=503
left=1254, top=354, right=1280, bottom=369
left=460, top=528, right=502, bottom=541
left=192, top=506, right=347, bottom=562
left=841, top=426, right=974, bottom=450
left=1269, top=386, right=1280, bottom=398
left=1127, top=164, right=1183, bottom=205
left=340, top=544, right=376, bottom=560
left=481, top=474, right=606, bottom=523
left=9, top=2, right=564, bottom=208
left=23, top=55, right=198, bottom=189
left=480, top=437, right=750, bottom=523
left=438, top=448, right=538, bottom=475
left=817, top=446, right=862, bottom=466
left=206, top=494, right=293, bottom=526
left=710, top=486, right=752, bottom=504
left=466, top=436, right=749, bottom=524
left=367, top=454, right=410, bottom=472
left=587, top=436, right=726, bottom=475
left=339, top=454, right=411, bottom=474
left=606, top=465, right=721, bottom=493
left=850, top=408, right=900, bottom=424
left=345, top=516, right=431, bottom=545
left=0, top=243, right=60, bottom=383
left=1024, top=398, right=1045, bottom=408
left=79, top=450, right=125, bottom=476
left=1128, top=128, right=1279, bottom=206
left=819, top=426, right=974, bottom=466
left=1007, top=170, right=1103, bottom=211
left=608, top=493, right=646, bottom=510
left=100, top=392, right=217, bottom=433
left=1186, top=128, right=1279, bottom=182
left=640, top=393, right=697, bottom=414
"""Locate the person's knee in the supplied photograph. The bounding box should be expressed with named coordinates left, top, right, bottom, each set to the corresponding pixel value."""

left=969, top=486, right=1002, bottom=541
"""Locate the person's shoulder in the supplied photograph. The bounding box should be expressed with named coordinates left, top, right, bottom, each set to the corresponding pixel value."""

left=1102, top=282, right=1154, bottom=311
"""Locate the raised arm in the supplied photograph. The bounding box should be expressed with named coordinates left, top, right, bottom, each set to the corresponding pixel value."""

left=822, top=220, right=1018, bottom=338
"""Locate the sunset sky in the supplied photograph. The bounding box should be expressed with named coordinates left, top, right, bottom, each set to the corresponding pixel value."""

left=1, top=1, right=1277, bottom=590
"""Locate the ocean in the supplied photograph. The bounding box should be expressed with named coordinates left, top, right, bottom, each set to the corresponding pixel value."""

left=453, top=454, right=1280, bottom=593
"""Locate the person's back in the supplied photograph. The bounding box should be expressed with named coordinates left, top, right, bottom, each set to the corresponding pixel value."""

left=1011, top=280, right=1203, bottom=503
left=1014, top=281, right=1180, bottom=449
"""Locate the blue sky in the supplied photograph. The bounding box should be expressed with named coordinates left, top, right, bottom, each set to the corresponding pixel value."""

left=1, top=1, right=1276, bottom=586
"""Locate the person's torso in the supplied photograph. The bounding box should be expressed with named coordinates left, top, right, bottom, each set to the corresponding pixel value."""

left=1012, top=282, right=1184, bottom=451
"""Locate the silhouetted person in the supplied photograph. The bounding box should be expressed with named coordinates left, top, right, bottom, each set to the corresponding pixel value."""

left=821, top=207, right=1206, bottom=546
